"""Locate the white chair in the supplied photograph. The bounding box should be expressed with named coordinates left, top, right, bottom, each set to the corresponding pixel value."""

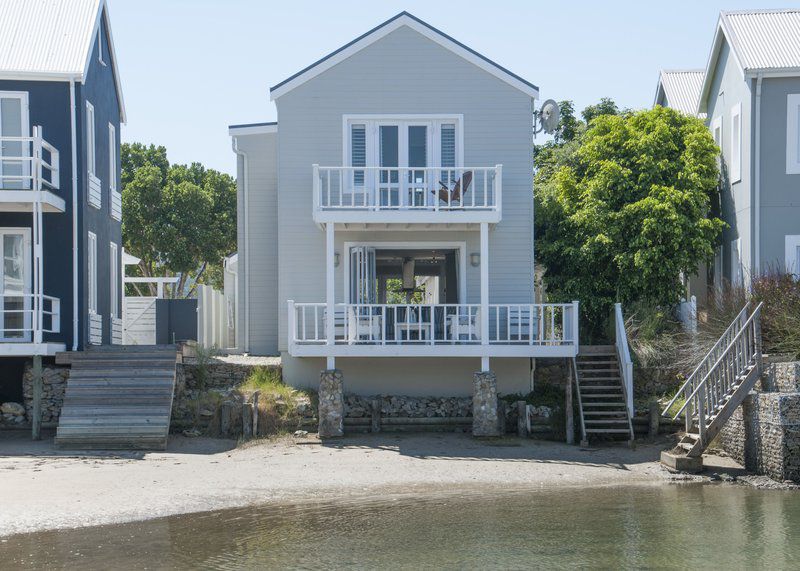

left=508, top=307, right=537, bottom=341
left=447, top=310, right=480, bottom=342
left=346, top=307, right=383, bottom=343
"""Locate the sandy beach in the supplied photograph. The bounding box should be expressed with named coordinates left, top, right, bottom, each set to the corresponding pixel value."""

left=0, top=430, right=740, bottom=537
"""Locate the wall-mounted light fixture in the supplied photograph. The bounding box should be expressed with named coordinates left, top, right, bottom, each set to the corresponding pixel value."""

left=334, top=252, right=340, bottom=267
left=470, top=253, right=480, bottom=267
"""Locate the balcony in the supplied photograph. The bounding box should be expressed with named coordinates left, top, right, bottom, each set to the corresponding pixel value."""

left=0, top=126, right=64, bottom=213
left=312, top=165, right=501, bottom=226
left=288, top=301, right=579, bottom=358
left=0, top=293, right=63, bottom=356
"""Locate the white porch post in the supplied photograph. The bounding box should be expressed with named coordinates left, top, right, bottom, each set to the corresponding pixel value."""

left=480, top=222, right=489, bottom=371
left=326, top=223, right=335, bottom=369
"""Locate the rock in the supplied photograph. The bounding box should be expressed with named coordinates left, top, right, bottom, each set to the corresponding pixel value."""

left=293, top=430, right=309, bottom=437
left=709, top=473, right=721, bottom=481
left=199, top=408, right=214, bottom=418
left=1, top=402, right=25, bottom=416
left=182, top=429, right=201, bottom=437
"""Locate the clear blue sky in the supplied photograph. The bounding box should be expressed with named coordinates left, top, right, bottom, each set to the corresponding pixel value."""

left=110, top=0, right=796, bottom=175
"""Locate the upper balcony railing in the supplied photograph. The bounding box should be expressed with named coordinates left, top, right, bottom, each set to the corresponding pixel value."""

left=0, top=126, right=60, bottom=195
left=312, top=165, right=502, bottom=224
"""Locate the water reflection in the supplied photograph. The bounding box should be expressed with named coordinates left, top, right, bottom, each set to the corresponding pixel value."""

left=3, top=485, right=799, bottom=569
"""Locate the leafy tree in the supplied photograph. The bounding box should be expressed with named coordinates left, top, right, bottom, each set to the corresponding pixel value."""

left=121, top=143, right=236, bottom=297
left=534, top=105, right=723, bottom=338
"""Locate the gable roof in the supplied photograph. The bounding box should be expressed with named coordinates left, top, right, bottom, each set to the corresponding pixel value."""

left=269, top=11, right=538, bottom=101
left=0, top=0, right=126, bottom=122
left=698, top=9, right=800, bottom=113
left=654, top=70, right=705, bottom=116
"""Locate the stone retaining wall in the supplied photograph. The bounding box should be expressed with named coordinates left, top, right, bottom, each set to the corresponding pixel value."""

left=345, top=395, right=473, bottom=419
left=719, top=360, right=800, bottom=482
left=22, top=363, right=69, bottom=425
left=720, top=391, right=800, bottom=482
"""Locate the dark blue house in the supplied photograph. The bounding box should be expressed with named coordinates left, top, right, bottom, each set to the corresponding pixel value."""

left=0, top=0, right=124, bottom=403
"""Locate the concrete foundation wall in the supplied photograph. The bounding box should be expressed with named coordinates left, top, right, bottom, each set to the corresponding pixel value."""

left=281, top=354, right=534, bottom=397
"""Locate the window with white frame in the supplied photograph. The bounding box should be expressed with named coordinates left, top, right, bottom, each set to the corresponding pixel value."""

left=786, top=235, right=800, bottom=277
left=88, top=232, right=98, bottom=314
left=346, top=116, right=462, bottom=173
left=730, top=103, right=742, bottom=183
left=787, top=94, right=800, bottom=174
left=110, top=241, right=118, bottom=318
left=108, top=124, right=116, bottom=192
left=86, top=102, right=96, bottom=177
left=731, top=238, right=743, bottom=287
left=97, top=29, right=106, bottom=66
left=712, top=116, right=723, bottom=162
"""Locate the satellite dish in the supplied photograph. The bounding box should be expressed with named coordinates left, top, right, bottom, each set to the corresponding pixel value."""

left=534, top=99, right=561, bottom=136
left=540, top=100, right=560, bottom=134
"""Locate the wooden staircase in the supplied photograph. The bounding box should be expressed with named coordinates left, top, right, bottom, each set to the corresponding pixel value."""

left=574, top=345, right=635, bottom=445
left=55, top=345, right=179, bottom=450
left=663, top=303, right=763, bottom=459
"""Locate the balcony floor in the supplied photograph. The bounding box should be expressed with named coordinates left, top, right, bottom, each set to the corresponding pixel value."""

left=0, top=342, right=66, bottom=357
left=0, top=191, right=66, bottom=213
left=290, top=342, right=577, bottom=358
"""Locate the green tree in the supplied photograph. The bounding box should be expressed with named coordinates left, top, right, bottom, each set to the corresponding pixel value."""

left=535, top=105, right=723, bottom=337
left=121, top=143, right=236, bottom=297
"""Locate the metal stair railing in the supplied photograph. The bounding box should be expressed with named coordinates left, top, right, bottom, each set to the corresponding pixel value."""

left=662, top=302, right=750, bottom=430
left=667, top=303, right=762, bottom=441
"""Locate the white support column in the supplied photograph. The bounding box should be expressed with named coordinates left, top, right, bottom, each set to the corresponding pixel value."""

left=326, top=223, right=335, bottom=370
left=480, top=222, right=489, bottom=370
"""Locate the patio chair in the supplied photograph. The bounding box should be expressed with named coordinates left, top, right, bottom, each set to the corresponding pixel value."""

left=432, top=170, right=473, bottom=206
left=508, top=307, right=538, bottom=341
left=447, top=310, right=480, bottom=342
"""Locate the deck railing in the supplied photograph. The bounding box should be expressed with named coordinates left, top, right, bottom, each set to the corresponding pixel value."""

left=289, top=302, right=578, bottom=347
left=313, top=165, right=501, bottom=211
left=0, top=126, right=60, bottom=193
left=0, top=293, right=61, bottom=341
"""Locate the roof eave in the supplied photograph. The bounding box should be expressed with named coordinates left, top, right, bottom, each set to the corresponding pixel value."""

left=269, top=12, right=538, bottom=102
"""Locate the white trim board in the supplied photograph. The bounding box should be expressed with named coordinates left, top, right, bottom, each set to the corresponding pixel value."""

left=343, top=240, right=467, bottom=305
left=270, top=13, right=538, bottom=101
left=229, top=124, right=278, bottom=137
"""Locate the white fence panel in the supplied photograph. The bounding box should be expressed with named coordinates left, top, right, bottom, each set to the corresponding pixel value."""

left=123, top=296, right=156, bottom=345
left=197, top=285, right=227, bottom=349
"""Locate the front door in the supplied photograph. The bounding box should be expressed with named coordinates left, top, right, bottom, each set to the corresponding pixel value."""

left=0, top=229, right=31, bottom=341
left=0, top=92, right=29, bottom=190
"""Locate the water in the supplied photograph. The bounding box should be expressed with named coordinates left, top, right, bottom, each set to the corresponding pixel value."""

left=2, top=484, right=800, bottom=569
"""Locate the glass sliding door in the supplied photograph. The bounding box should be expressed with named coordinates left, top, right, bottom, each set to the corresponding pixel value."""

left=0, top=229, right=30, bottom=341
left=0, top=93, right=29, bottom=190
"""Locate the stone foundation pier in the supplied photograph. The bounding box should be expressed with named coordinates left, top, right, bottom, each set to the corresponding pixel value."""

left=319, top=369, right=344, bottom=437
left=472, top=371, right=501, bottom=437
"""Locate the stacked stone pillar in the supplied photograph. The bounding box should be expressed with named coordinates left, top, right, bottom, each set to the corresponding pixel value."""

left=472, top=370, right=501, bottom=437
left=318, top=369, right=344, bottom=437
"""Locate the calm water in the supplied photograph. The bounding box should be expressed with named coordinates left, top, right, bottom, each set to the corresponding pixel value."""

left=2, top=484, right=800, bottom=569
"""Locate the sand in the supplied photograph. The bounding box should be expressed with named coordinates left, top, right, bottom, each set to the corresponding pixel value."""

left=0, top=430, right=735, bottom=537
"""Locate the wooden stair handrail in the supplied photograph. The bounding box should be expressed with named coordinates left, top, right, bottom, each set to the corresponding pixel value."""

left=670, top=302, right=762, bottom=421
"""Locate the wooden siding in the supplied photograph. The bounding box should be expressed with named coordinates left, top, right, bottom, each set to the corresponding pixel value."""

left=274, top=25, right=535, bottom=354
left=237, top=131, right=279, bottom=354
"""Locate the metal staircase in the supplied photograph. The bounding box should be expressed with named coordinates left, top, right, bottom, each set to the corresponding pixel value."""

left=662, top=303, right=763, bottom=458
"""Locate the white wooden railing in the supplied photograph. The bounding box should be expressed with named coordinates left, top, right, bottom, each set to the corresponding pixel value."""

left=289, top=302, right=578, bottom=347
left=614, top=303, right=634, bottom=417
left=313, top=165, right=501, bottom=211
left=0, top=293, right=60, bottom=341
left=0, top=126, right=60, bottom=193
left=664, top=303, right=762, bottom=440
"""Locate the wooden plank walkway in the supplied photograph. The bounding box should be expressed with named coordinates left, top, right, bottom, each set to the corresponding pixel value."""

left=54, top=345, right=179, bottom=450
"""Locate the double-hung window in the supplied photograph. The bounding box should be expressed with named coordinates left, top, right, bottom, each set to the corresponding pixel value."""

left=109, top=123, right=121, bottom=220
left=730, top=103, right=742, bottom=183
left=344, top=116, right=462, bottom=208
left=109, top=242, right=118, bottom=319
left=787, top=94, right=800, bottom=174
